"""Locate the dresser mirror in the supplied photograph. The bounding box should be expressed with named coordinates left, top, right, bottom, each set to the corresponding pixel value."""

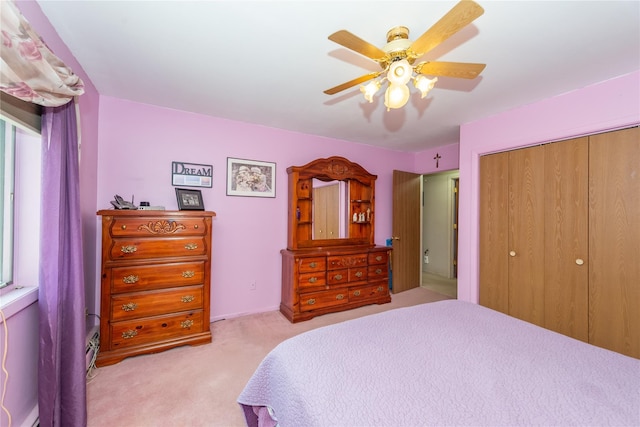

left=311, top=178, right=348, bottom=240
left=287, top=156, right=376, bottom=250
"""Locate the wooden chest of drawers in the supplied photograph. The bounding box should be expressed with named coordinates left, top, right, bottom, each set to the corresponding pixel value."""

left=96, top=210, right=215, bottom=366
left=280, top=246, right=391, bottom=322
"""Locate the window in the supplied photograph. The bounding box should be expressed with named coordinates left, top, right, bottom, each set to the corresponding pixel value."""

left=0, top=116, right=41, bottom=294
left=0, top=119, right=15, bottom=289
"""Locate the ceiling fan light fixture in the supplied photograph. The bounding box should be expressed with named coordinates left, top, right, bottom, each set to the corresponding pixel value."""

left=325, top=1, right=486, bottom=112
left=387, top=59, right=412, bottom=85
left=414, top=75, right=438, bottom=98
left=384, top=83, right=410, bottom=111
left=360, top=80, right=382, bottom=103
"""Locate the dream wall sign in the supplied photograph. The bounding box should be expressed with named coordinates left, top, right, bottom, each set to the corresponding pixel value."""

left=171, top=161, right=213, bottom=188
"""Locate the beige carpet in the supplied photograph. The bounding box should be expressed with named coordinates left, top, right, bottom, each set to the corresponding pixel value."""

left=422, top=272, right=457, bottom=298
left=87, top=287, right=450, bottom=427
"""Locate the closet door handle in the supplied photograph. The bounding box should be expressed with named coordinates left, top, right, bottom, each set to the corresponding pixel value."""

left=575, top=258, right=584, bottom=265
left=509, top=251, right=516, bottom=257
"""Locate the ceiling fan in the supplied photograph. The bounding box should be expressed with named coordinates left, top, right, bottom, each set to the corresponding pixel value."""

left=324, top=0, right=486, bottom=110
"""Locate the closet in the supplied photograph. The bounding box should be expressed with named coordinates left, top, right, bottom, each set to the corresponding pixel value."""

left=479, top=127, right=639, bottom=359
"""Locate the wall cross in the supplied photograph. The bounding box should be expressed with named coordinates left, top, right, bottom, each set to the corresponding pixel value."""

left=434, top=153, right=441, bottom=168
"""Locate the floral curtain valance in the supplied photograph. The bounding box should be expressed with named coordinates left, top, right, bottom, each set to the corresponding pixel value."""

left=1, top=0, right=84, bottom=107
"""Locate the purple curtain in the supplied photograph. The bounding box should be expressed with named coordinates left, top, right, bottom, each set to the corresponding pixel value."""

left=38, top=100, right=87, bottom=427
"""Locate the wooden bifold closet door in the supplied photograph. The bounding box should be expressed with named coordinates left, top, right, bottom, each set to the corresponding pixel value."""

left=479, top=127, right=639, bottom=358
left=588, top=127, right=639, bottom=358
left=543, top=137, right=589, bottom=342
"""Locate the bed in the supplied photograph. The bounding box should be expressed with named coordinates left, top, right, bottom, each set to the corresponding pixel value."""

left=237, top=300, right=639, bottom=426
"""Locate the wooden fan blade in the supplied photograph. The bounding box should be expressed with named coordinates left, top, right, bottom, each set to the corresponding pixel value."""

left=328, top=30, right=388, bottom=62
left=415, top=61, right=486, bottom=79
left=409, top=0, right=484, bottom=58
left=323, top=72, right=381, bottom=95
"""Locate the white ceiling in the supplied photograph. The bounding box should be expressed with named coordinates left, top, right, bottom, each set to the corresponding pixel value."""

left=35, top=1, right=639, bottom=152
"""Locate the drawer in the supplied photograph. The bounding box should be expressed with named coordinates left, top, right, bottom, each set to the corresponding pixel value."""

left=109, top=216, right=207, bottom=237
left=111, top=285, right=203, bottom=321
left=350, top=284, right=389, bottom=301
left=298, top=272, right=326, bottom=289
left=108, top=237, right=207, bottom=261
left=327, top=269, right=348, bottom=286
left=368, top=251, right=389, bottom=265
left=297, top=257, right=326, bottom=273
left=327, top=254, right=367, bottom=270
left=348, top=267, right=367, bottom=282
left=110, top=311, right=204, bottom=349
left=111, top=261, right=205, bottom=293
left=299, top=289, right=348, bottom=312
left=368, top=264, right=388, bottom=281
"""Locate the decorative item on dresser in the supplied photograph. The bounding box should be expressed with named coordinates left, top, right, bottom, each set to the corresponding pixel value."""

left=281, top=156, right=391, bottom=323
left=96, top=209, right=215, bottom=366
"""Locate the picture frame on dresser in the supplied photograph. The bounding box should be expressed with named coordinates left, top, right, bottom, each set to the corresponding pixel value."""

left=176, top=188, right=204, bottom=210
left=226, top=157, right=276, bottom=198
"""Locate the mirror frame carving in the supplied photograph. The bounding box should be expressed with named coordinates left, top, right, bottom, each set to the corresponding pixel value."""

left=286, top=156, right=376, bottom=250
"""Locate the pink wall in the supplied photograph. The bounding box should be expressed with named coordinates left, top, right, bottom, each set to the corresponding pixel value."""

left=457, top=71, right=640, bottom=303
left=414, top=143, right=459, bottom=173
left=96, top=97, right=414, bottom=319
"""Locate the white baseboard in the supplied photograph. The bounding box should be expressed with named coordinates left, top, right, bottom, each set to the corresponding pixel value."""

left=20, top=404, right=38, bottom=427
left=210, top=305, right=280, bottom=323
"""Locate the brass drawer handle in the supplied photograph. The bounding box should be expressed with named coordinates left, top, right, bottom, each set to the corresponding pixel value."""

left=375, top=255, right=382, bottom=261
left=309, top=262, right=317, bottom=268
left=334, top=274, right=343, bottom=280
left=122, top=274, right=139, bottom=284
left=377, top=286, right=384, bottom=292
left=353, top=290, right=361, bottom=296
left=355, top=271, right=363, bottom=278
left=181, top=295, right=195, bottom=303
left=185, top=243, right=198, bottom=250
left=336, top=294, right=345, bottom=300
left=121, top=302, right=137, bottom=312
left=121, top=245, right=137, bottom=254
left=307, top=298, right=316, bottom=305
left=181, top=319, right=194, bottom=329
left=122, top=330, right=138, bottom=339
left=194, top=224, right=199, bottom=229
left=308, top=277, right=317, bottom=284
left=182, top=270, right=195, bottom=278
left=121, top=225, right=127, bottom=230
left=375, top=268, right=382, bottom=275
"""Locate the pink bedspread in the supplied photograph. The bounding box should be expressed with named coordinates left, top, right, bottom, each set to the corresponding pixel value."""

left=238, top=300, right=640, bottom=426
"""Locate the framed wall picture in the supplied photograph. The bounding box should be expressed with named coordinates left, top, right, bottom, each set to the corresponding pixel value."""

left=226, top=157, right=276, bottom=198
left=175, top=188, right=205, bottom=210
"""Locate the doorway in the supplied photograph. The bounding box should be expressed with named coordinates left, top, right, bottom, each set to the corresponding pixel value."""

left=421, top=170, right=458, bottom=298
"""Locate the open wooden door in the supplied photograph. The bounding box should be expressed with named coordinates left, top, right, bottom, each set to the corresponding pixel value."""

left=392, top=170, right=422, bottom=293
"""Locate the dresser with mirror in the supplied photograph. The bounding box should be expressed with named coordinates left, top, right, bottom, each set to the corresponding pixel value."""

left=281, top=156, right=391, bottom=322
